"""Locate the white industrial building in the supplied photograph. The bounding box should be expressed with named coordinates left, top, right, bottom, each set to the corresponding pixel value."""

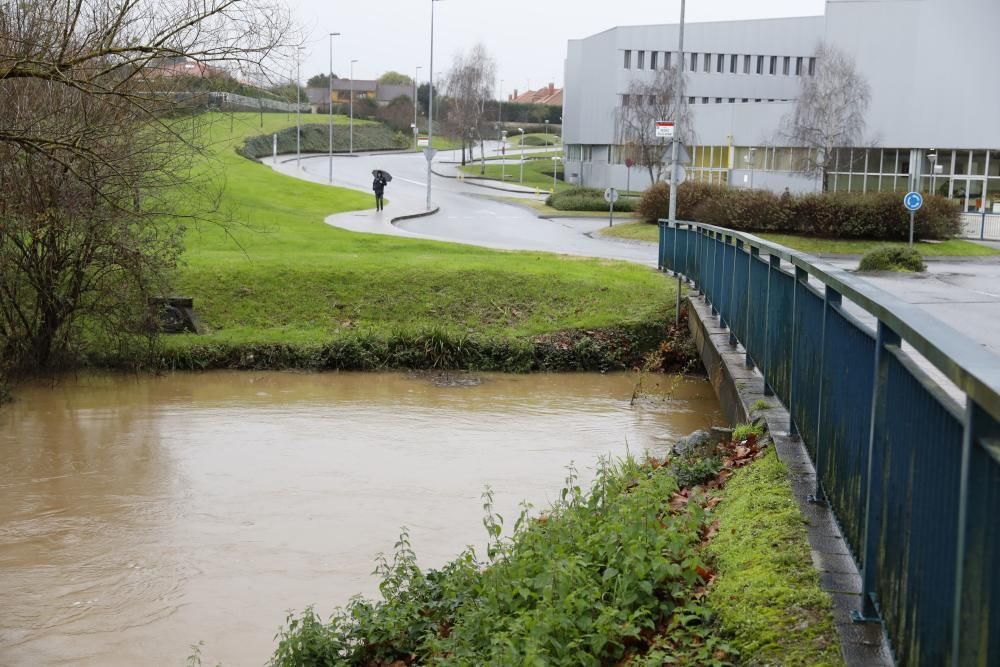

left=562, top=0, right=1000, bottom=217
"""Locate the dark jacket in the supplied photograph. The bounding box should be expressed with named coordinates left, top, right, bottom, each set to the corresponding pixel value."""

left=373, top=177, right=386, bottom=196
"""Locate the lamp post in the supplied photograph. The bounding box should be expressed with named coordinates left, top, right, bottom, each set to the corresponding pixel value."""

left=518, top=127, right=525, bottom=183
left=667, top=0, right=685, bottom=223
left=544, top=119, right=549, bottom=137
left=328, top=32, right=341, bottom=184
left=296, top=47, right=303, bottom=169
left=426, top=0, right=442, bottom=211
left=928, top=150, right=938, bottom=195
left=499, top=77, right=504, bottom=141
left=500, top=129, right=507, bottom=182
left=350, top=59, right=358, bottom=154
left=552, top=156, right=560, bottom=192
left=413, top=65, right=422, bottom=150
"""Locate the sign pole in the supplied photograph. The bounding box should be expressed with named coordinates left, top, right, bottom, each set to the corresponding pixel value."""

left=903, top=191, right=923, bottom=247
left=909, top=210, right=915, bottom=247
left=609, top=197, right=614, bottom=227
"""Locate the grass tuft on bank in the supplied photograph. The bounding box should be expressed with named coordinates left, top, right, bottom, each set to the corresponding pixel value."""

left=706, top=449, right=843, bottom=665
left=149, top=113, right=673, bottom=371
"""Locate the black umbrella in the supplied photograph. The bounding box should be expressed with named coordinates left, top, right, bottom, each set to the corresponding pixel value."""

left=372, top=169, right=393, bottom=182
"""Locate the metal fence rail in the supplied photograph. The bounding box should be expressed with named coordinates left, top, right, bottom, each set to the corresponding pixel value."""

left=959, top=212, right=1000, bottom=241
left=659, top=220, right=1000, bottom=666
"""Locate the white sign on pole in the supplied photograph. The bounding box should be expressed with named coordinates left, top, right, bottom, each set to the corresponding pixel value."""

left=417, top=136, right=430, bottom=147
left=655, top=121, right=675, bottom=138
left=604, top=187, right=619, bottom=204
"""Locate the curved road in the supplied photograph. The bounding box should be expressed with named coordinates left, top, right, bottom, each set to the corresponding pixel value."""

left=264, top=149, right=656, bottom=266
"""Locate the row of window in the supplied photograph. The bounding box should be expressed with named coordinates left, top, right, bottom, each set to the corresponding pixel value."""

left=624, top=50, right=816, bottom=77
left=621, top=94, right=792, bottom=106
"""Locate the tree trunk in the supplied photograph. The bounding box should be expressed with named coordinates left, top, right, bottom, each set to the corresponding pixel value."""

left=480, top=139, right=486, bottom=175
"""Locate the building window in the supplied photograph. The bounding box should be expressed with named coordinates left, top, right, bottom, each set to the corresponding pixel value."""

left=689, top=96, right=696, bottom=104
left=741, top=98, right=749, bottom=103
left=769, top=56, right=777, bottom=75
left=690, top=53, right=698, bottom=71
left=622, top=93, right=630, bottom=107
left=637, top=50, right=645, bottom=69
left=567, top=144, right=582, bottom=161
left=582, top=145, right=593, bottom=161
left=743, top=55, right=751, bottom=74
left=756, top=55, right=764, bottom=74
left=715, top=97, right=722, bottom=103
left=730, top=54, right=737, bottom=73
left=728, top=97, right=735, bottom=103
left=650, top=51, right=658, bottom=70
left=808, top=57, right=817, bottom=75
left=795, top=56, right=803, bottom=75
left=624, top=50, right=631, bottom=69
left=703, top=53, right=711, bottom=72
left=665, top=51, right=672, bottom=69
left=648, top=94, right=656, bottom=105
left=717, top=54, right=725, bottom=73
left=783, top=56, right=791, bottom=75
left=702, top=96, right=709, bottom=104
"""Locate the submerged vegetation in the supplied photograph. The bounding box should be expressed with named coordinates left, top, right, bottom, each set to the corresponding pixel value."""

left=270, top=424, right=840, bottom=666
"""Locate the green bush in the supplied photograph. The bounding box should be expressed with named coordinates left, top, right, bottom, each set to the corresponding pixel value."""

left=858, top=246, right=926, bottom=272
left=521, top=134, right=560, bottom=147
left=636, top=181, right=726, bottom=223
left=636, top=182, right=959, bottom=241
left=546, top=186, right=636, bottom=213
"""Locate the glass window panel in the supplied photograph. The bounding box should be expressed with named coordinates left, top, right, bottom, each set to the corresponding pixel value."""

left=744, top=55, right=751, bottom=73
left=971, top=151, right=987, bottom=176
left=730, top=54, right=738, bottom=73
left=770, top=56, right=777, bottom=75
left=704, top=53, right=711, bottom=72
left=756, top=55, right=764, bottom=74
left=899, top=151, right=911, bottom=176
left=783, top=56, right=791, bottom=75
left=808, top=57, right=816, bottom=75
left=717, top=54, right=725, bottom=73
left=955, top=150, right=971, bottom=176
left=882, top=149, right=898, bottom=174
left=989, top=151, right=1000, bottom=177
left=624, top=50, right=631, bottom=69
left=988, top=178, right=1000, bottom=212
left=637, top=51, right=645, bottom=69
left=850, top=149, right=866, bottom=173
left=665, top=52, right=672, bottom=69
left=796, top=57, right=803, bottom=75
left=865, top=148, right=880, bottom=172
left=969, top=178, right=985, bottom=211
left=650, top=51, right=658, bottom=70
left=690, top=53, right=698, bottom=71
left=865, top=175, right=880, bottom=193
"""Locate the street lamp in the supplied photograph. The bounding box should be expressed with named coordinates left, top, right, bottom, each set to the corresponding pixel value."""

left=500, top=129, right=508, bottom=183
left=426, top=0, right=443, bottom=211
left=296, top=46, right=304, bottom=170
left=413, top=65, right=422, bottom=150
left=928, top=150, right=938, bottom=195
left=350, top=59, right=358, bottom=154
left=552, top=156, right=560, bottom=192
left=328, top=32, right=341, bottom=184
left=518, top=127, right=525, bottom=183
left=544, top=119, right=549, bottom=137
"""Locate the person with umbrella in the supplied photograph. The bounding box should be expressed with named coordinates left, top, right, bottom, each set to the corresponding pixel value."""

left=372, top=169, right=391, bottom=211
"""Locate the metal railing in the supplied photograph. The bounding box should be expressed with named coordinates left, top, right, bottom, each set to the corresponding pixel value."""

left=659, top=220, right=1000, bottom=666
left=959, top=211, right=1000, bottom=241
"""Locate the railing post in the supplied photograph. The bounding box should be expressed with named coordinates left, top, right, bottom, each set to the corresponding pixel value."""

left=675, top=222, right=682, bottom=326
left=809, top=285, right=841, bottom=504
left=746, top=246, right=759, bottom=369
left=710, top=232, right=720, bottom=317
left=762, top=254, right=780, bottom=397
left=693, top=226, right=702, bottom=294
left=853, top=320, right=901, bottom=624
left=729, top=238, right=743, bottom=347
left=787, top=266, right=807, bottom=439
left=658, top=221, right=665, bottom=271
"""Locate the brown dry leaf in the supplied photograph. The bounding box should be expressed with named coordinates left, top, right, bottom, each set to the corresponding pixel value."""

left=705, top=495, right=723, bottom=509
left=669, top=492, right=690, bottom=511
left=734, top=446, right=750, bottom=460
left=702, top=520, right=720, bottom=541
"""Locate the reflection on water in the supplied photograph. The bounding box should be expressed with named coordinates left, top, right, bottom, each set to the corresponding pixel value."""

left=0, top=371, right=721, bottom=666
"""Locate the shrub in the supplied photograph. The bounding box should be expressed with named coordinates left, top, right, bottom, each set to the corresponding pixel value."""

left=636, top=181, right=726, bottom=223
left=858, top=245, right=926, bottom=272
left=693, top=188, right=793, bottom=232
left=546, top=186, right=636, bottom=212
left=238, top=122, right=407, bottom=159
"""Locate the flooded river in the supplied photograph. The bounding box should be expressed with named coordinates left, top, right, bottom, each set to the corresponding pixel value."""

left=0, top=371, right=721, bottom=666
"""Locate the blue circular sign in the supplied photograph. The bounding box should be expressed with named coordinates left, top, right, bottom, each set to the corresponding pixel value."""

left=904, top=191, right=924, bottom=212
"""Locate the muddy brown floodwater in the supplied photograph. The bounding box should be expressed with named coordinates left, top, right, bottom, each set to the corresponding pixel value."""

left=0, top=371, right=721, bottom=666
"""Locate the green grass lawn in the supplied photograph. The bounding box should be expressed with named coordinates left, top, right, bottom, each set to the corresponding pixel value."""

left=493, top=196, right=641, bottom=220
left=597, top=222, right=1000, bottom=256
left=166, top=113, right=671, bottom=352
left=460, top=159, right=571, bottom=193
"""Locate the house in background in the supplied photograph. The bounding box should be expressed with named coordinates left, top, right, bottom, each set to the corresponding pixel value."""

left=306, top=80, right=415, bottom=112
left=510, top=83, right=563, bottom=106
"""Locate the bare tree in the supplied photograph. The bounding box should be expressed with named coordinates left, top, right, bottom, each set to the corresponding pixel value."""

left=781, top=43, right=872, bottom=191
left=615, top=67, right=692, bottom=185
left=0, top=0, right=293, bottom=371
left=444, top=44, right=496, bottom=168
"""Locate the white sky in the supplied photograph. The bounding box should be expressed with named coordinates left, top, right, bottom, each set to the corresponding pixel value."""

left=288, top=0, right=826, bottom=92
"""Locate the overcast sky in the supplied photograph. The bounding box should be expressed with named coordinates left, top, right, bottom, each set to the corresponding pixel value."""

left=289, top=0, right=826, bottom=92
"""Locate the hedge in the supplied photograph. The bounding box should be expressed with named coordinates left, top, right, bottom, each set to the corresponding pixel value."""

left=546, top=187, right=637, bottom=213
left=637, top=184, right=960, bottom=241
left=238, top=122, right=408, bottom=159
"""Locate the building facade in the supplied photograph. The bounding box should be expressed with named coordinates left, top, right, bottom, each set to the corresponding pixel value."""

left=563, top=0, right=1000, bottom=215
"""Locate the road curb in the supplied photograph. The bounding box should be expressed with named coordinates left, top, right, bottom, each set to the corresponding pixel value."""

left=390, top=206, right=440, bottom=225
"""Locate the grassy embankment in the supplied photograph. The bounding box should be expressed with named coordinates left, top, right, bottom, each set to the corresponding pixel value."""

left=271, top=424, right=841, bottom=666
left=459, top=158, right=571, bottom=194
left=505, top=132, right=561, bottom=148
left=600, top=221, right=998, bottom=256
left=149, top=113, right=674, bottom=371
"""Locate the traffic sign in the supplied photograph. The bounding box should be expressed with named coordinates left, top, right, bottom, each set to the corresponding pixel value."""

left=604, top=187, right=619, bottom=203
left=904, top=191, right=923, bottom=211
left=417, top=136, right=429, bottom=147
left=423, top=147, right=438, bottom=162
left=655, top=121, right=675, bottom=138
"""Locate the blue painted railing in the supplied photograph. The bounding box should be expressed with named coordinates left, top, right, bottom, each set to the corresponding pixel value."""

left=660, top=220, right=999, bottom=666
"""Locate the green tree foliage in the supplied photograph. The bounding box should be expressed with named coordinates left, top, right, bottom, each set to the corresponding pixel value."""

left=378, top=70, right=413, bottom=85
left=306, top=72, right=339, bottom=87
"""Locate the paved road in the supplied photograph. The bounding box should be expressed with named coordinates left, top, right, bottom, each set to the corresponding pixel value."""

left=264, top=149, right=656, bottom=266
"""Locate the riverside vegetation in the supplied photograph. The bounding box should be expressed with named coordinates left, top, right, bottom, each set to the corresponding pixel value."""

left=270, top=422, right=841, bottom=666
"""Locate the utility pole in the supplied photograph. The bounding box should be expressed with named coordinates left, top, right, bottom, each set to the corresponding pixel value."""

left=414, top=65, right=422, bottom=150
left=667, top=0, right=686, bottom=325
left=328, top=32, right=341, bottom=184
left=426, top=0, right=442, bottom=211
left=296, top=47, right=302, bottom=169
left=350, top=59, right=358, bottom=154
